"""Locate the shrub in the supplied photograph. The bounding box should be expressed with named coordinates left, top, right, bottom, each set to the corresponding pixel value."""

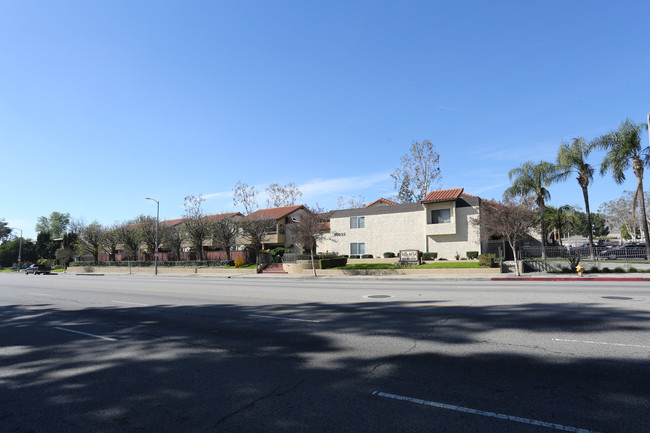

left=234, top=257, right=245, bottom=268
left=320, top=257, right=348, bottom=269
left=466, top=251, right=479, bottom=260
left=628, top=267, right=638, bottom=273
left=601, top=267, right=611, bottom=273
left=361, top=254, right=373, bottom=259
left=350, top=255, right=360, bottom=259
left=454, top=252, right=461, bottom=260
left=478, top=253, right=496, bottom=268
left=589, top=266, right=599, bottom=273
left=383, top=252, right=396, bottom=258
left=422, top=252, right=437, bottom=260
left=614, top=267, right=625, bottom=273
left=438, top=258, right=448, bottom=261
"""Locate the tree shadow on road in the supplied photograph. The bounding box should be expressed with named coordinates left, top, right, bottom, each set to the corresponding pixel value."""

left=1, top=299, right=648, bottom=432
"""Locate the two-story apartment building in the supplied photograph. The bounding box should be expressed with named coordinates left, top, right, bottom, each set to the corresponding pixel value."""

left=318, top=188, right=485, bottom=259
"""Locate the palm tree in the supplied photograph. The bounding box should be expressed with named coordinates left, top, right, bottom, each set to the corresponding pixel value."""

left=556, top=138, right=596, bottom=257
left=505, top=161, right=561, bottom=258
left=593, top=119, right=650, bottom=260
left=545, top=205, right=576, bottom=246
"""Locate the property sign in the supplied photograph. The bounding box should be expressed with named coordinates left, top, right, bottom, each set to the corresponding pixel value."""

left=399, top=250, right=420, bottom=265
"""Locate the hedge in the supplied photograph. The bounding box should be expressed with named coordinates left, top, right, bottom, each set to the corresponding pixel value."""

left=466, top=251, right=479, bottom=260
left=478, top=254, right=496, bottom=268
left=422, top=252, right=437, bottom=260
left=319, top=257, right=348, bottom=269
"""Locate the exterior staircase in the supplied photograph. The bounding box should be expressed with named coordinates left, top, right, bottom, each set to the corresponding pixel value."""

left=260, top=263, right=288, bottom=274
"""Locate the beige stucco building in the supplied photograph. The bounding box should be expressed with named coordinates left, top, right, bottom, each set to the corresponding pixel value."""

left=318, top=188, right=484, bottom=259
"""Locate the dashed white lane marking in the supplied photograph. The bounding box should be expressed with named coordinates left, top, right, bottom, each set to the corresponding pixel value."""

left=552, top=338, right=649, bottom=349
left=249, top=314, right=320, bottom=323
left=373, top=391, right=600, bottom=433
left=112, top=300, right=149, bottom=306
left=54, top=327, right=117, bottom=341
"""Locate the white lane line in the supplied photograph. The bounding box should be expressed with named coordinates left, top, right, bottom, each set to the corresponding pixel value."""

left=249, top=314, right=321, bottom=323
left=373, top=391, right=600, bottom=433
left=54, top=327, right=117, bottom=341
left=552, top=338, right=649, bottom=349
left=112, top=300, right=149, bottom=306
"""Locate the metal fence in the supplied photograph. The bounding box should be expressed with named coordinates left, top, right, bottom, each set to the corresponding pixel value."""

left=519, top=245, right=648, bottom=261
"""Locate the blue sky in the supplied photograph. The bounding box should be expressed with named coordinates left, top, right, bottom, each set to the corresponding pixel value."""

left=2, top=0, right=649, bottom=239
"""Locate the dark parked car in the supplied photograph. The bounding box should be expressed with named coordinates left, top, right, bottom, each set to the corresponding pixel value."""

left=599, top=243, right=647, bottom=260
left=24, top=264, right=51, bottom=275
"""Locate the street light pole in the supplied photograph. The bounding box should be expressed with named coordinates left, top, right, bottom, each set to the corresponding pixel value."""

left=17, top=229, right=22, bottom=271
left=146, top=197, right=159, bottom=275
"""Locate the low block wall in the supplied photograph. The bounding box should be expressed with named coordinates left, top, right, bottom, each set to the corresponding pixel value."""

left=65, top=266, right=257, bottom=275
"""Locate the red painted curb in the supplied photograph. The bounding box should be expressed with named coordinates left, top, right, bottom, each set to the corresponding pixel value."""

left=491, top=277, right=650, bottom=282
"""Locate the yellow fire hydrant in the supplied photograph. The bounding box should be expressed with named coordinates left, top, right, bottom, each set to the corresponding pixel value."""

left=576, top=264, right=584, bottom=277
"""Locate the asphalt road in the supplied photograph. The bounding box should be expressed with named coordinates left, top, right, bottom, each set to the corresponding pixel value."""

left=1, top=273, right=649, bottom=432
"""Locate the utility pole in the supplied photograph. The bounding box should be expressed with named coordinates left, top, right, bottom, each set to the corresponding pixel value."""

left=146, top=197, right=160, bottom=275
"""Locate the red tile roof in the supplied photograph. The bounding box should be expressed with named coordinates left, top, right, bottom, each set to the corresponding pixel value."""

left=244, top=205, right=306, bottom=220
left=421, top=188, right=464, bottom=203
left=160, top=212, right=243, bottom=227
left=365, top=198, right=398, bottom=207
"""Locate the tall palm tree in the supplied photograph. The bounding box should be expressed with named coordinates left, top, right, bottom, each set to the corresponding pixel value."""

left=556, top=138, right=596, bottom=257
left=505, top=161, right=560, bottom=258
left=593, top=119, right=650, bottom=260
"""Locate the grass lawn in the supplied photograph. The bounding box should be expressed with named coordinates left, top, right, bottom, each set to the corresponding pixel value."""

left=224, top=265, right=258, bottom=269
left=415, top=262, right=481, bottom=269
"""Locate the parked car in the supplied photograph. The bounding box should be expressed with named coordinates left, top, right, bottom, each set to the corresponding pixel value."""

left=599, top=243, right=647, bottom=260
left=24, top=264, right=51, bottom=275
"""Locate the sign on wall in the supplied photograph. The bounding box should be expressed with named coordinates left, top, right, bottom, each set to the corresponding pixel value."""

left=399, top=249, right=421, bottom=265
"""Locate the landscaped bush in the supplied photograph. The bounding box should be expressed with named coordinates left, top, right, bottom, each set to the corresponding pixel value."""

left=628, top=267, right=638, bottom=273
left=466, top=251, right=479, bottom=260
left=589, top=266, right=599, bottom=273
left=478, top=253, right=496, bottom=268
left=601, top=267, right=611, bottom=273
left=235, top=257, right=245, bottom=268
left=383, top=252, right=396, bottom=258
left=438, top=258, right=448, bottom=261
left=320, top=257, right=348, bottom=269
left=422, top=252, right=437, bottom=260
left=614, top=267, right=625, bottom=273
left=349, top=255, right=360, bottom=259
left=361, top=254, right=373, bottom=259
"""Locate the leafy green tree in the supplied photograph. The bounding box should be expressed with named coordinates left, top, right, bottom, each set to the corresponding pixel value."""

left=505, top=161, right=561, bottom=257
left=594, top=119, right=650, bottom=259
left=573, top=211, right=609, bottom=238
left=35, top=231, right=57, bottom=259
left=0, top=219, right=11, bottom=244
left=556, top=138, right=597, bottom=255
left=0, top=238, right=36, bottom=268
left=35, top=211, right=70, bottom=237
left=391, top=139, right=442, bottom=203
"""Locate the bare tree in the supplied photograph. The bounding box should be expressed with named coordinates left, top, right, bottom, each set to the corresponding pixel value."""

left=292, top=206, right=330, bottom=276
left=116, top=223, right=141, bottom=261
left=135, top=215, right=157, bottom=259
left=160, top=224, right=185, bottom=261
left=212, top=215, right=239, bottom=261
left=183, top=195, right=212, bottom=261
left=391, top=139, right=442, bottom=203
left=238, top=217, right=276, bottom=264
left=266, top=182, right=302, bottom=207
left=337, top=195, right=366, bottom=209
left=102, top=224, right=121, bottom=261
left=79, top=221, right=105, bottom=262
left=598, top=190, right=649, bottom=241
left=473, top=197, right=536, bottom=277
left=233, top=181, right=259, bottom=215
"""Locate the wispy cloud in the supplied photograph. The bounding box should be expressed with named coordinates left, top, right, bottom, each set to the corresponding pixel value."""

left=299, top=172, right=392, bottom=197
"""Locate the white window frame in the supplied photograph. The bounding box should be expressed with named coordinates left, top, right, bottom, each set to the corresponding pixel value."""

left=350, top=216, right=365, bottom=229
left=350, top=242, right=366, bottom=255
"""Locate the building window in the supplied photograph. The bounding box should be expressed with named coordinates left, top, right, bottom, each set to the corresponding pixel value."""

left=350, top=216, right=365, bottom=229
left=350, top=242, right=366, bottom=255
left=431, top=209, right=451, bottom=224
